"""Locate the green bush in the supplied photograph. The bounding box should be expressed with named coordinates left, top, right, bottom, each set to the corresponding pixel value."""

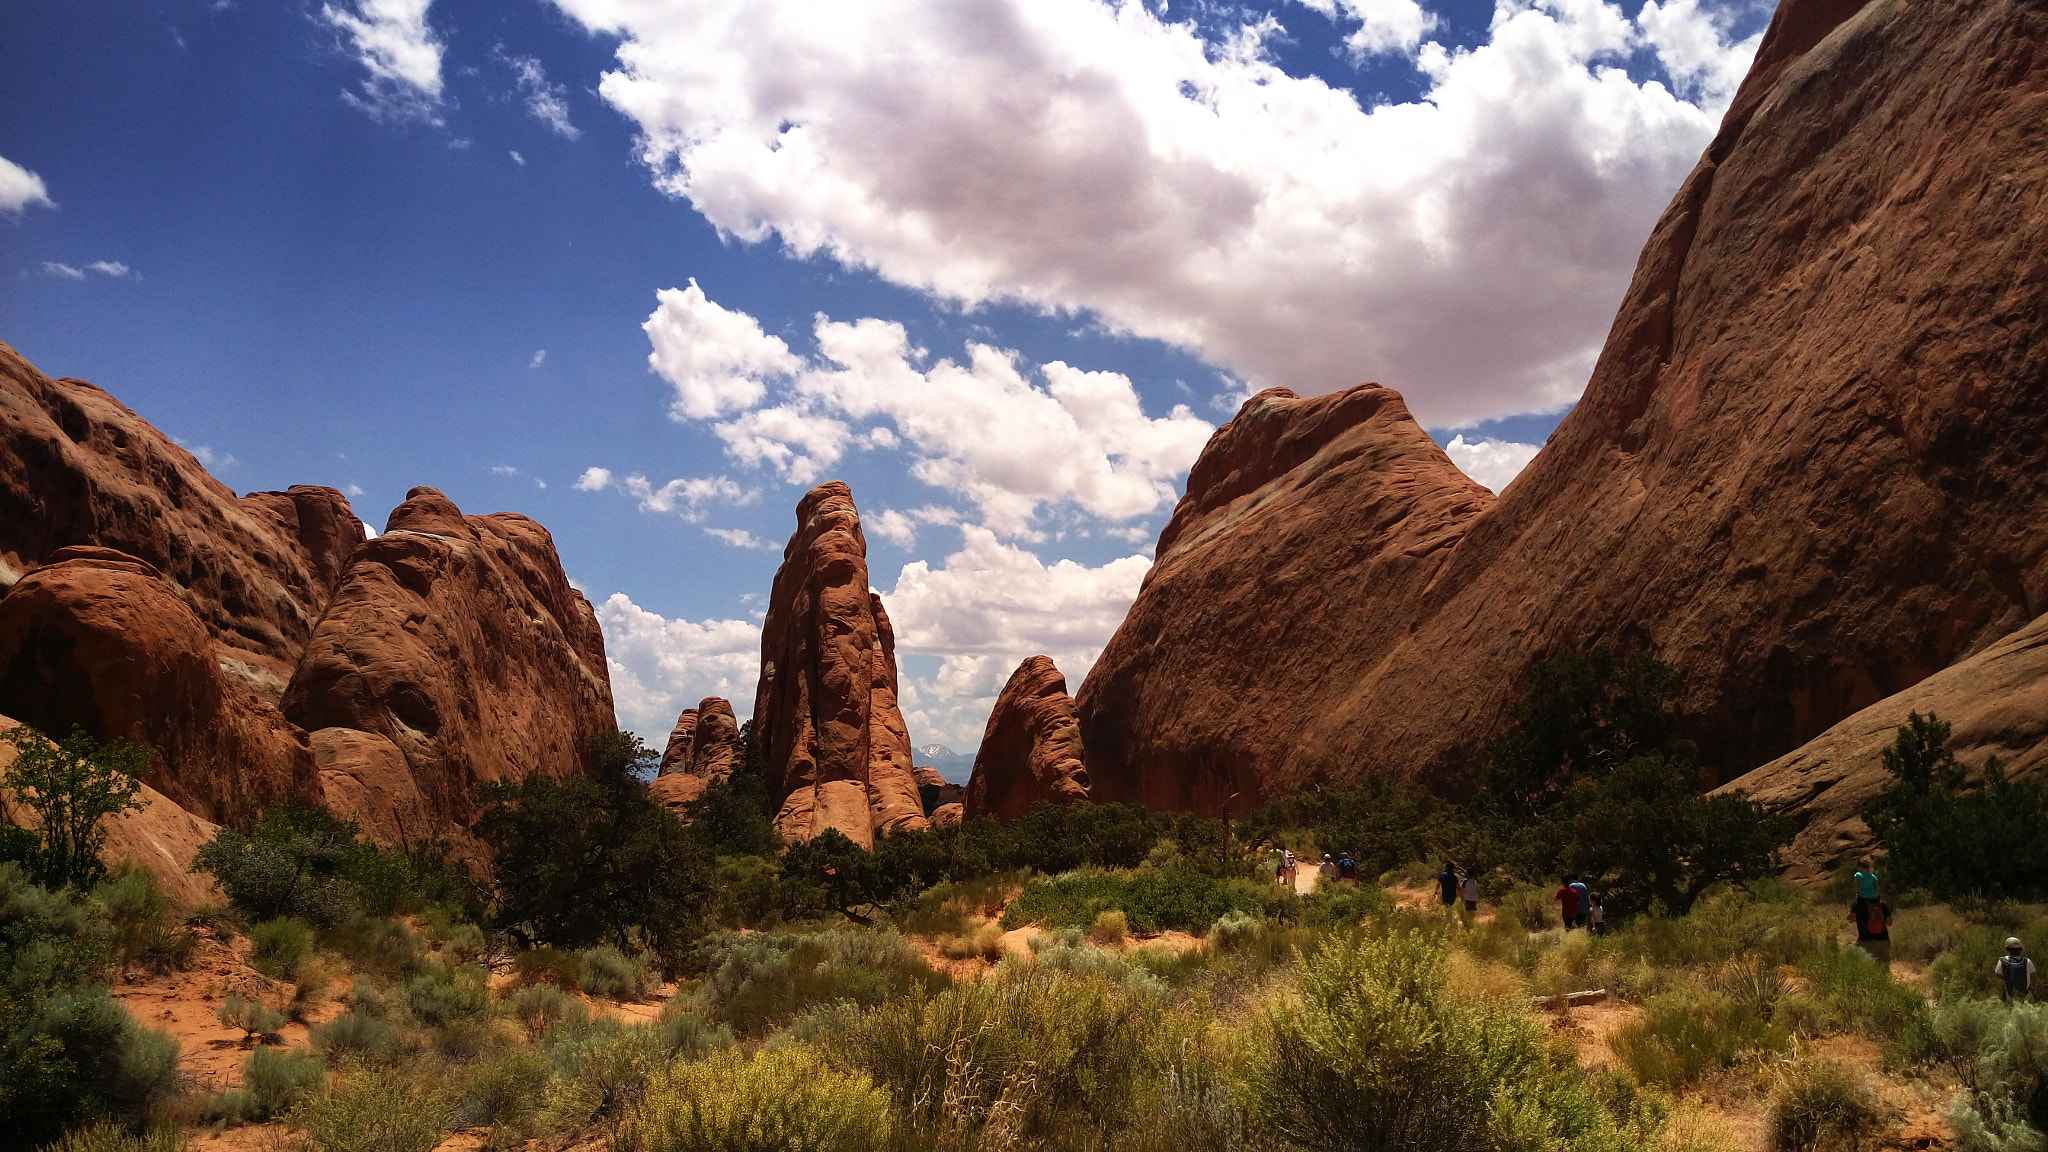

left=1611, top=984, right=1788, bottom=1088
left=213, top=1044, right=325, bottom=1122
left=686, top=930, right=947, bottom=1036
left=438, top=922, right=487, bottom=962
left=1090, top=908, right=1130, bottom=945
left=319, top=915, right=423, bottom=978
left=1209, top=911, right=1263, bottom=951
left=295, top=1066, right=448, bottom=1152
left=536, top=1015, right=661, bottom=1132
left=193, top=804, right=402, bottom=927
left=92, top=867, right=190, bottom=974
left=250, top=917, right=312, bottom=978
left=838, top=961, right=1159, bottom=1143
left=513, top=944, right=584, bottom=990
left=216, top=993, right=284, bottom=1039
left=400, top=968, right=488, bottom=1027
left=624, top=1046, right=890, bottom=1152
left=312, top=1007, right=406, bottom=1066
left=579, top=944, right=654, bottom=1000
left=1767, top=1059, right=1886, bottom=1152
left=1946, top=1002, right=2048, bottom=1152
left=453, top=1047, right=549, bottom=1136
left=47, top=1123, right=188, bottom=1152
left=0, top=724, right=148, bottom=891
left=999, top=867, right=1289, bottom=935
left=1799, top=947, right=1932, bottom=1050
left=655, top=1004, right=734, bottom=1061
left=508, top=982, right=585, bottom=1039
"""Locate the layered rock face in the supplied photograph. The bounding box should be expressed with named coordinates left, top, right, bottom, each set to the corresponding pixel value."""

left=650, top=697, right=742, bottom=815
left=1078, top=0, right=2048, bottom=813
left=965, top=656, right=1094, bottom=819
left=1719, top=612, right=2048, bottom=883
left=913, top=765, right=965, bottom=816
left=659, top=708, right=698, bottom=776
left=0, top=343, right=614, bottom=841
left=283, top=486, right=614, bottom=832
left=753, top=483, right=928, bottom=847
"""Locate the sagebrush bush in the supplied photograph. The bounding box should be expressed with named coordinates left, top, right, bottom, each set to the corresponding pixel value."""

left=936, top=917, right=1006, bottom=962
left=508, top=982, right=584, bottom=1039
left=624, top=1045, right=890, bottom=1152
left=1947, top=1001, right=2048, bottom=1152
left=686, top=930, right=947, bottom=1036
left=1090, top=908, right=1130, bottom=946
left=1768, top=1059, right=1886, bottom=1152
left=295, top=1066, right=448, bottom=1152
left=216, top=993, right=284, bottom=1039
left=250, top=917, right=312, bottom=978
left=439, top=922, right=487, bottom=962
left=312, top=1007, right=406, bottom=1066
left=401, top=968, right=488, bottom=1027
left=320, top=914, right=423, bottom=977
left=1611, top=983, right=1788, bottom=1088
left=655, top=1005, right=734, bottom=1061
left=1208, top=910, right=1263, bottom=951
left=579, top=944, right=654, bottom=1000
left=1253, top=931, right=1624, bottom=1152
left=999, top=867, right=1287, bottom=935
left=1800, top=947, right=1932, bottom=1051
left=210, top=1044, right=324, bottom=1122
left=47, top=1123, right=187, bottom=1152
left=93, top=868, right=191, bottom=974
left=537, top=1016, right=661, bottom=1132
left=452, top=1047, right=549, bottom=1135
left=513, top=944, right=584, bottom=991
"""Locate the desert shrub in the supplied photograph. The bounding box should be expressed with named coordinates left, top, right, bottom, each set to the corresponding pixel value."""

left=1298, top=883, right=1395, bottom=929
left=93, top=867, right=190, bottom=973
left=452, top=1047, right=550, bottom=1136
left=508, top=982, right=584, bottom=1039
left=537, top=1016, right=661, bottom=1131
left=0, top=864, right=190, bottom=1141
left=1947, top=1002, right=2048, bottom=1152
left=579, top=944, right=654, bottom=1000
left=1090, top=908, right=1130, bottom=946
left=1767, top=1059, right=1886, bottom=1152
left=46, top=1124, right=188, bottom=1152
left=999, top=867, right=1287, bottom=935
left=1, top=724, right=148, bottom=891
left=1932, top=923, right=2048, bottom=1002
left=312, top=1008, right=406, bottom=1066
left=1933, top=1000, right=2007, bottom=1089
left=1611, top=983, right=1788, bottom=1088
left=194, top=803, right=409, bottom=927
left=288, top=954, right=340, bottom=1024
left=1243, top=777, right=1457, bottom=881
left=1209, top=910, right=1263, bottom=951
left=1800, top=946, right=1932, bottom=1050
left=320, top=914, right=422, bottom=977
left=439, top=922, right=487, bottom=962
left=655, top=1004, right=734, bottom=1061
left=1253, top=930, right=1624, bottom=1152
left=250, top=917, right=312, bottom=978
left=474, top=731, right=715, bottom=974
left=216, top=993, right=284, bottom=1039
left=295, top=1065, right=448, bottom=1152
left=624, top=1045, right=890, bottom=1152
left=514, top=945, right=584, bottom=990
left=1606, top=892, right=1832, bottom=972
left=704, top=853, right=783, bottom=930
left=936, top=918, right=1006, bottom=962
left=838, top=961, right=1160, bottom=1143
left=685, top=929, right=947, bottom=1036
left=211, top=1044, right=324, bottom=1122
left=401, top=968, right=488, bottom=1027
left=897, top=873, right=1021, bottom=938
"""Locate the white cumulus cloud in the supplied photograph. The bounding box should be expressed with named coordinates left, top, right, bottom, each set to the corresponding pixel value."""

left=86, top=261, right=134, bottom=278
left=41, top=262, right=84, bottom=281
left=644, top=279, right=801, bottom=419
left=1442, top=434, right=1541, bottom=494
left=883, top=525, right=1152, bottom=747
left=553, top=0, right=1759, bottom=428
left=704, top=527, right=773, bottom=549
left=594, top=592, right=762, bottom=741
left=504, top=52, right=582, bottom=139
left=618, top=473, right=755, bottom=519
left=0, top=154, right=54, bottom=214
left=320, top=0, right=446, bottom=124
left=573, top=466, right=613, bottom=491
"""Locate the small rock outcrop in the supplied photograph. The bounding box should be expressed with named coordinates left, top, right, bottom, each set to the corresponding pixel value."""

left=912, top=765, right=965, bottom=816
left=659, top=708, right=698, bottom=776
left=965, top=657, right=1093, bottom=819
left=687, top=697, right=742, bottom=780
left=283, top=487, right=615, bottom=832
left=1719, top=611, right=2048, bottom=883
left=1077, top=0, right=2048, bottom=813
left=752, top=482, right=928, bottom=847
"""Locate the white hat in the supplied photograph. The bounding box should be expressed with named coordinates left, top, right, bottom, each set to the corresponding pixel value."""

left=2009, top=938, right=2024, bottom=951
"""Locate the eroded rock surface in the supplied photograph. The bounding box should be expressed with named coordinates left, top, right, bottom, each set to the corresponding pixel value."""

left=965, top=657, right=1093, bottom=819
left=687, top=697, right=742, bottom=780
left=659, top=709, right=698, bottom=776
left=752, top=482, right=928, bottom=846
left=1078, top=0, right=2048, bottom=813
left=1720, top=612, right=2048, bottom=883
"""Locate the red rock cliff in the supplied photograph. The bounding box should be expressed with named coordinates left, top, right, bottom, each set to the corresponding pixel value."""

left=1077, top=0, right=2048, bottom=812
left=752, top=482, right=928, bottom=847
left=964, top=656, right=1093, bottom=820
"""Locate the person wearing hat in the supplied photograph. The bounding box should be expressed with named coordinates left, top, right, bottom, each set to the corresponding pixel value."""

left=1998, top=938, right=2035, bottom=1001
left=1319, top=853, right=1339, bottom=884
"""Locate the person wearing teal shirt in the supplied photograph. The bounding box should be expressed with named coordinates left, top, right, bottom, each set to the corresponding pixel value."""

left=1854, top=860, right=1881, bottom=901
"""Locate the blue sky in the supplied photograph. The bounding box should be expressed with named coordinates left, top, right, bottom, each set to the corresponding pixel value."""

left=0, top=0, right=1770, bottom=759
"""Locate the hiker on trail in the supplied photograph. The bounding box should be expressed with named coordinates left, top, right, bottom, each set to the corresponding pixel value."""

left=1557, top=879, right=1580, bottom=929
left=1999, top=938, right=2035, bottom=1001
left=1569, top=877, right=1591, bottom=929
left=1280, top=849, right=1296, bottom=887
left=1461, top=873, right=1479, bottom=912
left=1320, top=853, right=1338, bottom=881
left=1854, top=860, right=1882, bottom=902
left=1588, top=896, right=1605, bottom=934
left=1850, top=893, right=1893, bottom=965
left=1338, top=853, right=1358, bottom=881
left=1439, top=863, right=1460, bottom=908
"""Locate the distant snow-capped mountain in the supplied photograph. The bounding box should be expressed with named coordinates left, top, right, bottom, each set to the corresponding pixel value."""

left=916, top=743, right=976, bottom=784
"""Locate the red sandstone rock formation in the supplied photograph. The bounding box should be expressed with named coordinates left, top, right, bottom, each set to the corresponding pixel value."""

left=965, top=657, right=1093, bottom=819
left=687, top=697, right=742, bottom=779
left=1719, top=611, right=2048, bottom=883
left=0, top=343, right=616, bottom=840
left=659, top=708, right=698, bottom=776
left=752, top=482, right=928, bottom=846
left=1077, top=0, right=2048, bottom=814
left=283, top=486, right=615, bottom=831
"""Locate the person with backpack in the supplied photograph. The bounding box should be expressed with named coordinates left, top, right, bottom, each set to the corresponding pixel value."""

left=1280, top=849, right=1296, bottom=888
left=1320, top=853, right=1338, bottom=883
left=1999, top=938, right=2035, bottom=1001
left=1556, top=879, right=1579, bottom=930
left=1569, top=877, right=1591, bottom=929
left=1588, top=896, right=1605, bottom=935
left=1461, top=873, right=1479, bottom=912
left=1338, top=853, right=1358, bottom=882
left=1439, top=863, right=1460, bottom=909
left=1850, top=894, right=1893, bottom=965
